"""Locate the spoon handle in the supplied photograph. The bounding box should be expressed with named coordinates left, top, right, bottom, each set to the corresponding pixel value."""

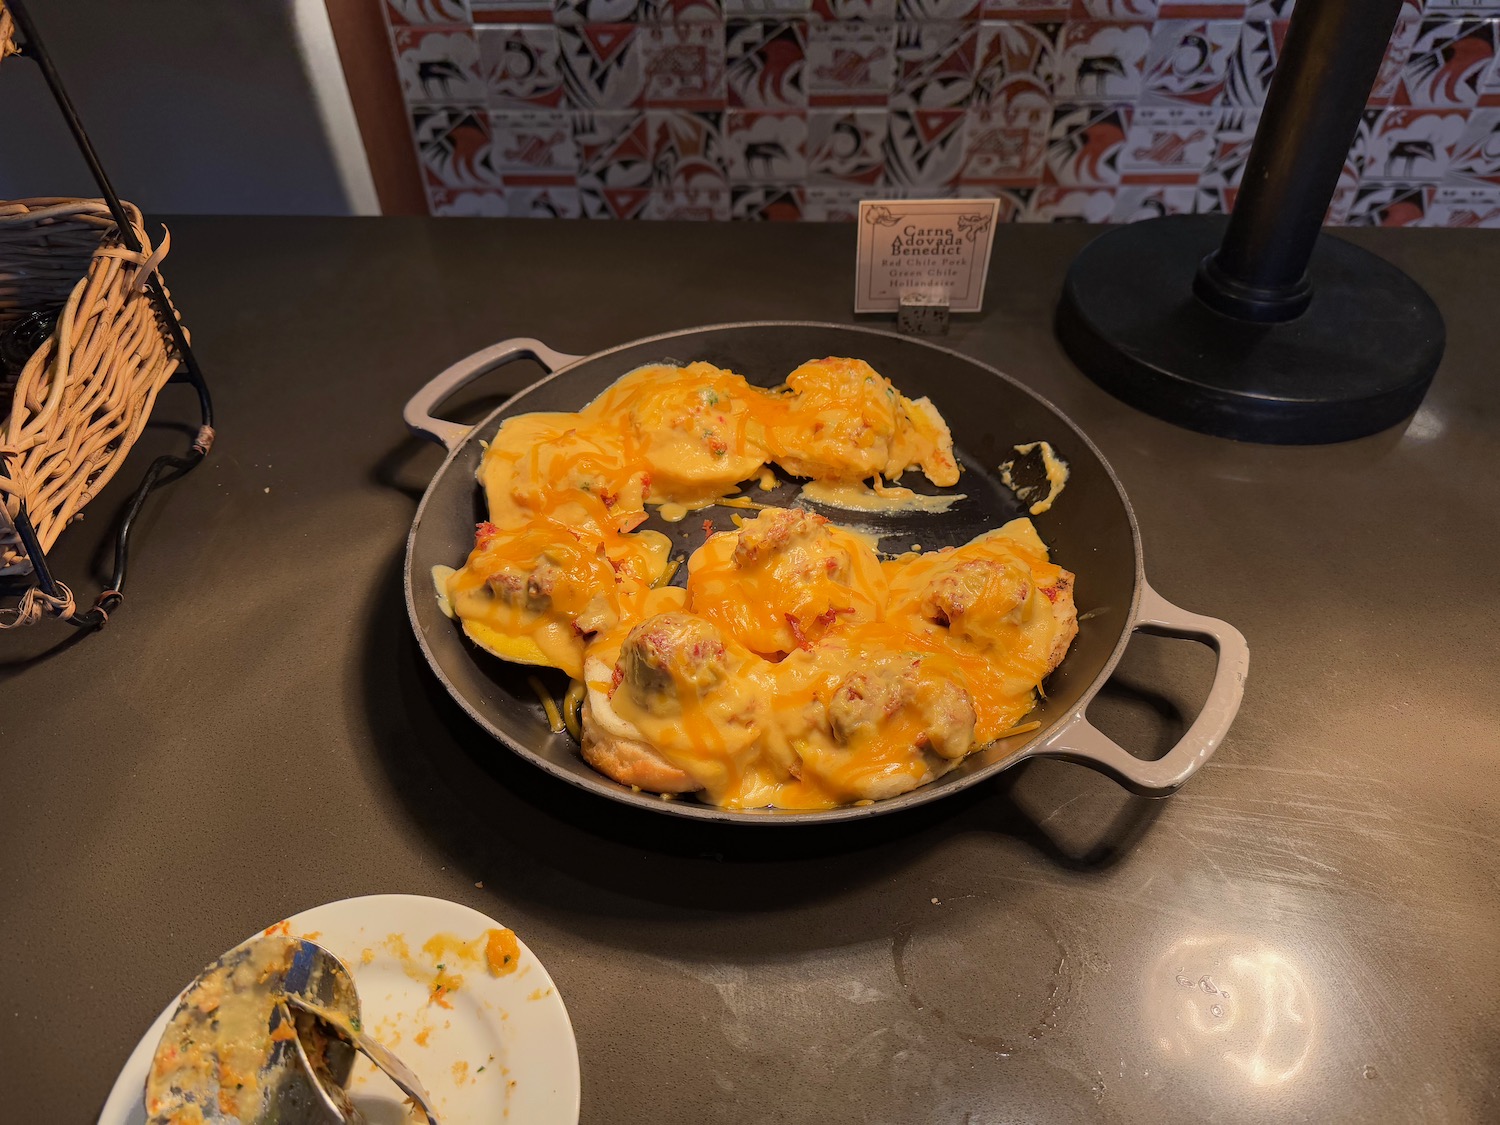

left=286, top=995, right=443, bottom=1125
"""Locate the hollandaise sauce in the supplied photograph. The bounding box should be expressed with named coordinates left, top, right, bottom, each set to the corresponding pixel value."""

left=440, top=359, right=1077, bottom=809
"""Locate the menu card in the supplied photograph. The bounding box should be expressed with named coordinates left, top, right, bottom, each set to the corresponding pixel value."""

left=854, top=198, right=1000, bottom=314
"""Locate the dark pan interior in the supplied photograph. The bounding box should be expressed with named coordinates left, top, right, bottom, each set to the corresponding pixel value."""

left=406, top=323, right=1141, bottom=823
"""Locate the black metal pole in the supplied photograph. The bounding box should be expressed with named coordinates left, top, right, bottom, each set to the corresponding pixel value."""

left=1054, top=0, right=1445, bottom=444
left=8, top=1, right=136, bottom=244
left=8, top=0, right=213, bottom=420
left=1195, top=0, right=1407, bottom=322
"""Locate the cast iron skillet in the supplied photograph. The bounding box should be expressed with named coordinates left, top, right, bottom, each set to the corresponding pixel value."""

left=403, top=323, right=1248, bottom=824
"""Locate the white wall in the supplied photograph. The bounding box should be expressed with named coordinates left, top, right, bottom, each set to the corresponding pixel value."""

left=0, top=0, right=376, bottom=215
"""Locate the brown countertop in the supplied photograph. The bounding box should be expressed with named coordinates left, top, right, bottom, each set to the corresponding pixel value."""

left=2, top=218, right=1496, bottom=1123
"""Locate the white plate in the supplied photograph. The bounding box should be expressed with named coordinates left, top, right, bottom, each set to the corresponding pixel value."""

left=99, top=894, right=580, bottom=1125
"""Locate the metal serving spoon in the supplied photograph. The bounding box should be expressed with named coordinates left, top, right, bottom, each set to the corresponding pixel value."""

left=285, top=993, right=443, bottom=1125
left=145, top=935, right=441, bottom=1124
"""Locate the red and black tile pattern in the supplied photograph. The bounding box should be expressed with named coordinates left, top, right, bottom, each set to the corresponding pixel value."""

left=386, top=0, right=1500, bottom=223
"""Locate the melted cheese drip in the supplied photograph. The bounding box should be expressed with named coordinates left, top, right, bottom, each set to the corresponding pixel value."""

left=432, top=565, right=456, bottom=618
left=1000, top=440, right=1069, bottom=516
left=800, top=478, right=967, bottom=514
left=444, top=357, right=1073, bottom=809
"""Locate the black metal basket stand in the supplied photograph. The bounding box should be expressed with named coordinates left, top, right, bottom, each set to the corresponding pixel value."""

left=1, top=0, right=214, bottom=630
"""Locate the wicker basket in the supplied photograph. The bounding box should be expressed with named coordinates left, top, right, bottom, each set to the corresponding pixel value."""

left=0, top=198, right=184, bottom=594
left=0, top=4, right=17, bottom=64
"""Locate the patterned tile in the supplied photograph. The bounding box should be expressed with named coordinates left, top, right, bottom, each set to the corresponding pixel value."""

left=1428, top=182, right=1500, bottom=225
left=731, top=185, right=807, bottom=217
left=726, top=19, right=807, bottom=108
left=1445, top=106, right=1500, bottom=182
left=1141, top=19, right=1240, bottom=106
left=1360, top=107, right=1469, bottom=181
left=1052, top=21, right=1152, bottom=100
left=808, top=108, right=888, bottom=183
left=574, top=111, right=655, bottom=192
left=1344, top=108, right=1377, bottom=179
left=1071, top=0, right=1156, bottom=18
left=1197, top=105, right=1258, bottom=192
left=386, top=0, right=1498, bottom=223
left=892, top=22, right=979, bottom=109
left=558, top=24, right=644, bottom=108
left=395, top=28, right=487, bottom=103
left=971, top=21, right=1058, bottom=107
left=808, top=0, right=899, bottom=18
left=1425, top=0, right=1500, bottom=14
left=414, top=105, right=502, bottom=186
left=646, top=109, right=731, bottom=189
left=506, top=185, right=585, bottom=215
left=492, top=110, right=579, bottom=171
left=1024, top=184, right=1116, bottom=219
left=807, top=22, right=898, bottom=105
left=803, top=181, right=902, bottom=213
left=984, top=1, right=1069, bottom=18
left=640, top=24, right=728, bottom=108
left=725, top=0, right=812, bottom=14
left=724, top=110, right=809, bottom=181
left=646, top=0, right=727, bottom=20
left=645, top=189, right=732, bottom=218
left=553, top=0, right=647, bottom=24
left=430, top=187, right=509, bottom=214
left=471, top=0, right=554, bottom=22
left=1157, top=0, right=1243, bottom=14
left=955, top=184, right=1033, bottom=219
left=580, top=184, right=652, bottom=216
left=573, top=166, right=651, bottom=196
left=804, top=184, right=869, bottom=219
left=479, top=26, right=566, bottom=107
left=577, top=174, right=653, bottom=204
left=960, top=101, right=1050, bottom=183
left=899, top=0, right=984, bottom=19
left=387, top=0, right=472, bottom=26
left=1478, top=35, right=1500, bottom=104
left=885, top=108, right=970, bottom=186
left=1045, top=102, right=1130, bottom=184
left=1370, top=2, right=1424, bottom=106
left=553, top=0, right=726, bottom=22
left=1395, top=20, right=1497, bottom=108
left=1324, top=158, right=1362, bottom=223
left=1345, top=183, right=1436, bottom=226
left=1119, top=104, right=1217, bottom=181
left=1192, top=184, right=1229, bottom=213
left=1112, top=182, right=1195, bottom=219
left=1223, top=20, right=1284, bottom=107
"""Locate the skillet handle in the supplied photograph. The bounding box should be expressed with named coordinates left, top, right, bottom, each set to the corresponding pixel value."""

left=403, top=337, right=582, bottom=451
left=1027, top=582, right=1249, bottom=796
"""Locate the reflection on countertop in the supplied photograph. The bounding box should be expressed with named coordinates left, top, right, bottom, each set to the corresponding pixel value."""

left=1149, top=934, right=1315, bottom=1093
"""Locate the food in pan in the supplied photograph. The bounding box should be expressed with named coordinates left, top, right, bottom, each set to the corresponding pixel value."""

left=437, top=358, right=1076, bottom=810
left=999, top=440, right=1069, bottom=516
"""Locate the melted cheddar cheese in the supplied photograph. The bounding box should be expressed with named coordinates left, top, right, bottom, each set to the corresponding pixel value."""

left=687, top=508, right=887, bottom=658
left=442, top=358, right=1076, bottom=809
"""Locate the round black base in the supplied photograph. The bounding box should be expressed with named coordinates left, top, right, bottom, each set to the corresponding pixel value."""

left=1056, top=215, right=1446, bottom=445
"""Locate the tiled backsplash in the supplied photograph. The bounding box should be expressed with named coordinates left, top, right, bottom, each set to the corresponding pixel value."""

left=384, top=0, right=1500, bottom=225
